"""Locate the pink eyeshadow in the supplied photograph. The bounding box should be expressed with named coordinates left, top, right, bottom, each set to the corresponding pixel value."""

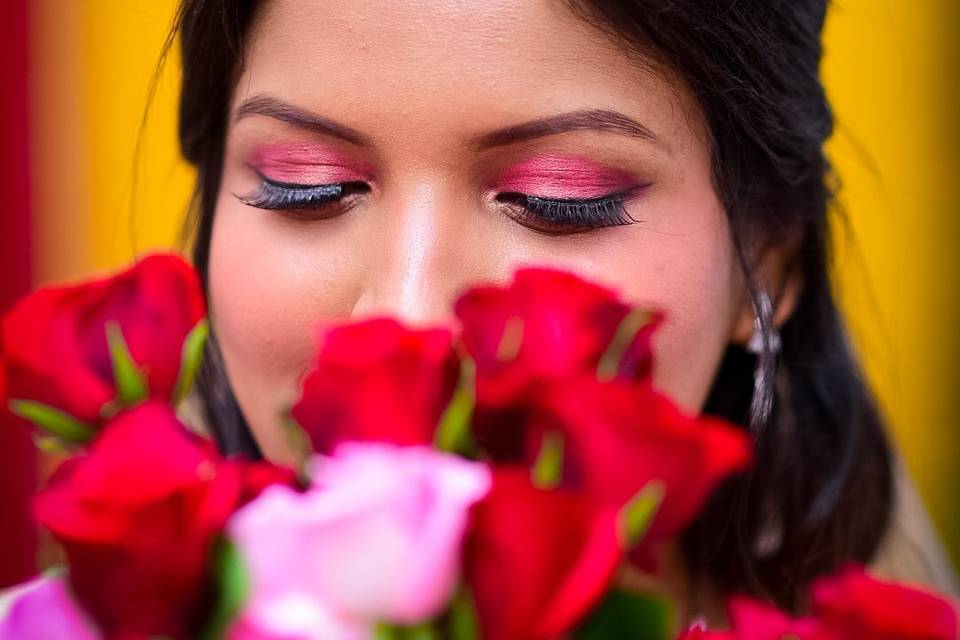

left=492, top=155, right=638, bottom=199
left=249, top=143, right=375, bottom=184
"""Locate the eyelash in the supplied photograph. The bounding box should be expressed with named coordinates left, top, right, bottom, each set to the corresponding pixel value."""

left=237, top=176, right=639, bottom=232
left=237, top=177, right=369, bottom=215
left=495, top=191, right=638, bottom=233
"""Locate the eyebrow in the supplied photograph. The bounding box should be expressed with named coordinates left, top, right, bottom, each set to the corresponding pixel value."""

left=235, top=95, right=372, bottom=146
left=234, top=94, right=660, bottom=149
left=473, top=109, right=658, bottom=149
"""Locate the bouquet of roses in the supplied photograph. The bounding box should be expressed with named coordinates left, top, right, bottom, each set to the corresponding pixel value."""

left=0, top=254, right=956, bottom=640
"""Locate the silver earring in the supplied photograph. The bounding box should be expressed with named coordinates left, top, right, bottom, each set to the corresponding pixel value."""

left=746, top=290, right=780, bottom=433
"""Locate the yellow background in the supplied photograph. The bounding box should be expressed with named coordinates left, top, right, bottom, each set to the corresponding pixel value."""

left=29, top=1, right=958, bottom=562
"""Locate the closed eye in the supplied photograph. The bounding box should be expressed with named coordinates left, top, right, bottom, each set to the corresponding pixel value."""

left=495, top=189, right=641, bottom=235
left=235, top=175, right=370, bottom=219
left=236, top=175, right=642, bottom=233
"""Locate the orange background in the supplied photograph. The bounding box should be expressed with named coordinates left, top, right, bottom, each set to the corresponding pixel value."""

left=25, top=1, right=960, bottom=564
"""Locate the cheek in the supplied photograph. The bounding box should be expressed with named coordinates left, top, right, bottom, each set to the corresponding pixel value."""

left=207, top=185, right=743, bottom=460
left=630, top=215, right=742, bottom=413
left=207, top=195, right=366, bottom=462
left=512, top=205, right=742, bottom=414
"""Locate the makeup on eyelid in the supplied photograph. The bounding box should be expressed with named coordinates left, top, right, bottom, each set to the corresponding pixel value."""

left=248, top=145, right=639, bottom=204
left=491, top=155, right=640, bottom=200
left=248, top=143, right=376, bottom=184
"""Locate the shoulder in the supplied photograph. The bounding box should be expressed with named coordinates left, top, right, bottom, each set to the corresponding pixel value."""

left=870, top=458, right=960, bottom=598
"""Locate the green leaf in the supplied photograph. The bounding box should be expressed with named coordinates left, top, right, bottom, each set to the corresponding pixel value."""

left=531, top=431, right=564, bottom=490
left=435, top=356, right=476, bottom=455
left=574, top=589, right=674, bottom=640
left=495, top=316, right=524, bottom=363
left=198, top=538, right=249, bottom=640
left=34, top=434, right=71, bottom=455
left=9, top=399, right=95, bottom=443
left=407, top=624, right=439, bottom=640
left=618, top=480, right=665, bottom=549
left=374, top=625, right=401, bottom=640
left=105, top=321, right=148, bottom=407
left=596, top=309, right=652, bottom=382
left=448, top=587, right=480, bottom=640
left=172, top=319, right=209, bottom=406
left=281, top=413, right=314, bottom=485
left=374, top=623, right=440, bottom=640
left=41, top=565, right=67, bottom=580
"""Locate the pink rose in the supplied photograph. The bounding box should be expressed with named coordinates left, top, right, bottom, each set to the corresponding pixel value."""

left=0, top=575, right=98, bottom=640
left=228, top=443, right=491, bottom=632
left=228, top=594, right=369, bottom=640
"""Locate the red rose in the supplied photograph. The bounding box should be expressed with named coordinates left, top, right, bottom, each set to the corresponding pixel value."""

left=679, top=566, right=959, bottom=640
left=454, top=268, right=661, bottom=459
left=532, top=378, right=752, bottom=555
left=679, top=596, right=823, bottom=640
left=292, top=317, right=460, bottom=453
left=455, top=268, right=661, bottom=409
left=812, top=565, right=958, bottom=639
left=465, top=468, right=623, bottom=640
left=1, top=254, right=206, bottom=431
left=34, top=402, right=293, bottom=639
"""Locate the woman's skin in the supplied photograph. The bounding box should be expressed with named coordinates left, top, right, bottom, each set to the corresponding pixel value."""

left=210, top=4, right=788, bottom=617
left=201, top=0, right=960, bottom=617
left=210, top=0, right=799, bottom=470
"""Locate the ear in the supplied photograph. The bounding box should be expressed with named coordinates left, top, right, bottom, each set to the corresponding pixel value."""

left=730, top=244, right=804, bottom=346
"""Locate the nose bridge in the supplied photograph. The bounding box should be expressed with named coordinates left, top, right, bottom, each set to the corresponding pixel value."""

left=351, top=181, right=464, bottom=328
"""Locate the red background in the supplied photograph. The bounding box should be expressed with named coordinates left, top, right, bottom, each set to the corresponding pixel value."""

left=0, top=0, right=39, bottom=588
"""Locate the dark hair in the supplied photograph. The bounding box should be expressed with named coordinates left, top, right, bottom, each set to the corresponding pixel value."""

left=171, top=0, right=893, bottom=610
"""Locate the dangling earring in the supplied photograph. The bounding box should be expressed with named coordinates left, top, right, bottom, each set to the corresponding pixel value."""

left=746, top=290, right=781, bottom=434
left=745, top=290, right=785, bottom=558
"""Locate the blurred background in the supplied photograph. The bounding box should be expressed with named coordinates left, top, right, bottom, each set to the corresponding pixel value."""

left=1, top=1, right=958, bottom=587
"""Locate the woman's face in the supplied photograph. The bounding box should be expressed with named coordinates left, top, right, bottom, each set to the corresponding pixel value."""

left=209, top=0, right=752, bottom=463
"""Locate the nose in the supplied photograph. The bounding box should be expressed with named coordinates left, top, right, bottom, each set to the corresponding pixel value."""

left=350, top=183, right=485, bottom=330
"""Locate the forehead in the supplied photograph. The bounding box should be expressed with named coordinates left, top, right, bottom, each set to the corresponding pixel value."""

left=240, top=0, right=705, bottom=157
